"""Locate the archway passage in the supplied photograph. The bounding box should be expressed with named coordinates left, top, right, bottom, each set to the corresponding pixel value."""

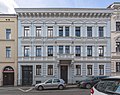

left=3, top=66, right=14, bottom=86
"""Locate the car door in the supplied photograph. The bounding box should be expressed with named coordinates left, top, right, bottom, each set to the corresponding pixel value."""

left=52, top=79, right=60, bottom=88
left=44, top=79, right=52, bottom=89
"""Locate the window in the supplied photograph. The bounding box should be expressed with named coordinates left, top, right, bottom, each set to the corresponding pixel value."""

left=87, top=65, right=92, bottom=75
left=99, top=46, right=104, bottom=56
left=116, top=22, right=120, bottom=31
left=36, top=26, right=41, bottom=37
left=6, top=47, right=11, bottom=58
left=59, top=46, right=63, bottom=54
left=99, top=27, right=104, bottom=37
left=53, top=79, right=60, bottom=83
left=76, top=65, right=81, bottom=75
left=6, top=29, right=11, bottom=39
left=48, top=65, right=53, bottom=75
left=24, top=46, right=29, bottom=57
left=116, top=62, right=120, bottom=72
left=75, top=46, right=81, bottom=56
left=48, top=46, right=53, bottom=56
left=99, top=65, right=104, bottom=75
left=75, top=27, right=81, bottom=37
left=65, top=46, right=70, bottom=54
left=87, top=46, right=92, bottom=56
left=116, top=42, right=120, bottom=52
left=87, top=27, right=92, bottom=37
left=36, top=65, right=41, bottom=75
left=46, top=79, right=52, bottom=83
left=48, top=26, right=53, bottom=37
left=65, top=26, right=69, bottom=36
left=24, top=26, right=29, bottom=37
left=59, top=26, right=63, bottom=36
left=36, top=46, right=41, bottom=57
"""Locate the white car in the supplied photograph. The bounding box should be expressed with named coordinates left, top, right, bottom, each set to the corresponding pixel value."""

left=35, top=78, right=66, bottom=90
left=91, top=76, right=120, bottom=95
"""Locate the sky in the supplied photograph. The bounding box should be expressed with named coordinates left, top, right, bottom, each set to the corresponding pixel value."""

left=0, top=0, right=120, bottom=14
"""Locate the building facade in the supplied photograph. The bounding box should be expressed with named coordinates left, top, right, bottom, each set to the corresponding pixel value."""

left=16, top=8, right=112, bottom=85
left=110, top=3, right=120, bottom=76
left=0, top=14, right=18, bottom=86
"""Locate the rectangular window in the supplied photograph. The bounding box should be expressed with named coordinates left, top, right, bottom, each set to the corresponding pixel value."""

left=65, top=46, right=70, bottom=54
left=59, top=26, right=63, bottom=37
left=24, top=46, right=30, bottom=57
left=47, top=26, right=53, bottom=37
left=116, top=22, right=120, bottom=31
left=59, top=46, right=63, bottom=54
left=48, top=46, right=53, bottom=56
left=99, top=46, right=104, bottom=56
left=6, top=29, right=11, bottom=39
left=48, top=65, right=53, bottom=75
left=87, top=27, right=92, bottom=37
left=24, top=26, right=29, bottom=37
left=6, top=47, right=11, bottom=58
left=116, top=62, right=120, bottom=72
left=75, top=46, right=81, bottom=56
left=99, top=65, right=104, bottom=75
left=76, top=65, right=81, bottom=75
left=87, top=46, right=92, bottom=56
left=36, top=26, right=41, bottom=37
left=87, top=65, right=92, bottom=75
left=36, top=65, right=41, bottom=75
left=36, top=46, right=41, bottom=57
left=75, top=27, right=81, bottom=37
left=99, top=27, right=104, bottom=37
left=116, top=42, right=120, bottom=52
left=65, top=26, right=69, bottom=36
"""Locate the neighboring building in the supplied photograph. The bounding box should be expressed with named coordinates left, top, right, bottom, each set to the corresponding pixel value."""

left=110, top=3, right=120, bottom=76
left=0, top=14, right=18, bottom=86
left=15, top=8, right=112, bottom=85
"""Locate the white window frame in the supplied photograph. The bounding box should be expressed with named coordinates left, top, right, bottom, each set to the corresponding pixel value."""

left=46, top=64, right=54, bottom=76
left=86, top=64, right=94, bottom=76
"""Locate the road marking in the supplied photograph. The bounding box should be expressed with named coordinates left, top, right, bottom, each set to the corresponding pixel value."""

left=18, top=87, right=34, bottom=92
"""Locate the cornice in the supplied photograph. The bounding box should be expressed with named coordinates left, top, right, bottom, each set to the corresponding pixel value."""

left=15, top=8, right=113, bottom=18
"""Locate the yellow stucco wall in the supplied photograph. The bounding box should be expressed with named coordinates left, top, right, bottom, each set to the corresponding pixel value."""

left=0, top=15, right=18, bottom=86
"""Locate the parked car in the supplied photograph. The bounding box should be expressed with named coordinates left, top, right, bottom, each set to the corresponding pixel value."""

left=77, top=76, right=108, bottom=89
left=91, top=76, right=120, bottom=95
left=35, top=78, right=66, bottom=90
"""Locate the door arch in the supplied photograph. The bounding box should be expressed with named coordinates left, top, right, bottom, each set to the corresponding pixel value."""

left=3, top=66, right=14, bottom=86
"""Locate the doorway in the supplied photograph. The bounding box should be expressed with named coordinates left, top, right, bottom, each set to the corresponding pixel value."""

left=60, top=65, right=68, bottom=83
left=3, top=66, right=14, bottom=86
left=22, top=66, right=33, bottom=85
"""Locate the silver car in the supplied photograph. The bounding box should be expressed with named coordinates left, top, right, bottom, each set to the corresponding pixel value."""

left=35, top=78, right=66, bottom=90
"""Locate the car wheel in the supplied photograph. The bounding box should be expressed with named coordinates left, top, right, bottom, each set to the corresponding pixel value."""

left=38, top=86, right=43, bottom=90
left=59, top=85, right=64, bottom=90
left=86, top=84, right=91, bottom=89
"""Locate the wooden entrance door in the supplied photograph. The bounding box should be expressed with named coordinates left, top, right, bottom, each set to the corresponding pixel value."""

left=61, top=65, right=68, bottom=83
left=3, top=66, right=14, bottom=86
left=3, top=73, right=14, bottom=85
left=22, top=66, right=33, bottom=85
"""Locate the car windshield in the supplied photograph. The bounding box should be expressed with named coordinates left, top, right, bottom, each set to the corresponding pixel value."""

left=105, top=81, right=120, bottom=94
left=96, top=80, right=120, bottom=94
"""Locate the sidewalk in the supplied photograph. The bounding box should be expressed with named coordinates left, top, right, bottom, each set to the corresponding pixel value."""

left=0, top=84, right=78, bottom=90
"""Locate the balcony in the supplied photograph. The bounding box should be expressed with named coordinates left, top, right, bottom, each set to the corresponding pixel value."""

left=57, top=53, right=74, bottom=60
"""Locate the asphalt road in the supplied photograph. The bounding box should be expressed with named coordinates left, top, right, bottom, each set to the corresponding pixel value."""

left=0, top=87, right=90, bottom=95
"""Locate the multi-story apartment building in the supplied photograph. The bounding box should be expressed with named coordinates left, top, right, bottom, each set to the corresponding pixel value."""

left=15, top=8, right=112, bottom=85
left=0, top=14, right=18, bottom=86
left=110, top=2, right=120, bottom=76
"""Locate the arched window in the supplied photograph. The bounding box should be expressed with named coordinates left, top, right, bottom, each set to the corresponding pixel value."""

left=3, top=66, right=14, bottom=72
